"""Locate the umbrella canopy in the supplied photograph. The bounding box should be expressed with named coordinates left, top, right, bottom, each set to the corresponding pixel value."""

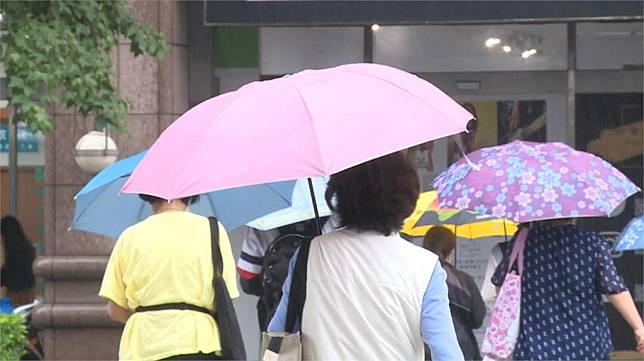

left=401, top=191, right=517, bottom=238
left=433, top=223, right=517, bottom=239
left=246, top=176, right=331, bottom=230
left=614, top=216, right=644, bottom=251
left=122, top=63, right=472, bottom=199
left=71, top=151, right=318, bottom=239
left=434, top=140, right=640, bottom=223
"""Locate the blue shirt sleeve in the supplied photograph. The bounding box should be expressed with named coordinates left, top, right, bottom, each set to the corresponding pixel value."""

left=267, top=248, right=299, bottom=332
left=421, top=262, right=464, bottom=361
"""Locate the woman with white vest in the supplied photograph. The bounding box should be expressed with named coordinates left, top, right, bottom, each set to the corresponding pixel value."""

left=268, top=152, right=464, bottom=361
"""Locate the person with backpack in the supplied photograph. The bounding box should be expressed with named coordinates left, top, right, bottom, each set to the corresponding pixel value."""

left=237, top=217, right=336, bottom=331
left=268, top=152, right=464, bottom=360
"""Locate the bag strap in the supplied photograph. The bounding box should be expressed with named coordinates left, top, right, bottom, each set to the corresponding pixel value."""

left=507, top=227, right=528, bottom=276
left=284, top=238, right=312, bottom=333
left=208, top=217, right=224, bottom=279
left=135, top=302, right=211, bottom=315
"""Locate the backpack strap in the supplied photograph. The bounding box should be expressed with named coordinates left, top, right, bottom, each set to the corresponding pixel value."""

left=284, top=238, right=312, bottom=333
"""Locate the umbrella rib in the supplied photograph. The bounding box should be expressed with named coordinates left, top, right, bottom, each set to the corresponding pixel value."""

left=289, top=80, right=329, bottom=174
left=342, top=68, right=470, bottom=127
left=71, top=180, right=121, bottom=229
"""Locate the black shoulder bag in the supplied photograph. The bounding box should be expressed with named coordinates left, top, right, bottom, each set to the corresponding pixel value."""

left=208, top=217, right=247, bottom=360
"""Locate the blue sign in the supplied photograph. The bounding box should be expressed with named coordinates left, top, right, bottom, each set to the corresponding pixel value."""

left=0, top=124, right=39, bottom=153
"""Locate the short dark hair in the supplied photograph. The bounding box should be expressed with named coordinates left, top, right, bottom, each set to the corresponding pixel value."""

left=423, top=226, right=456, bottom=260
left=325, top=151, right=419, bottom=236
left=138, top=194, right=200, bottom=206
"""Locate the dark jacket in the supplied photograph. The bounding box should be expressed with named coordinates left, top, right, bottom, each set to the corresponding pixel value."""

left=426, top=262, right=486, bottom=361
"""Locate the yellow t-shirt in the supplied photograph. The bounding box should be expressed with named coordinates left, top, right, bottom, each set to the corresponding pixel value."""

left=99, top=211, right=239, bottom=361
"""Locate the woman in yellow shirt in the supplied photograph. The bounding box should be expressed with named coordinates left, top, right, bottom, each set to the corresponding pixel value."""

left=99, top=195, right=239, bottom=360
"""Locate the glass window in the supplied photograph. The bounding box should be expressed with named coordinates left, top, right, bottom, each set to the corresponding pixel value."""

left=260, top=27, right=364, bottom=75
left=577, top=22, right=643, bottom=70
left=374, top=24, right=568, bottom=72
left=0, top=115, right=45, bottom=252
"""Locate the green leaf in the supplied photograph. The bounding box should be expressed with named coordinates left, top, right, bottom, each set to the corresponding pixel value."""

left=3, top=0, right=167, bottom=133
left=0, top=314, right=28, bottom=360
left=7, top=77, right=25, bottom=89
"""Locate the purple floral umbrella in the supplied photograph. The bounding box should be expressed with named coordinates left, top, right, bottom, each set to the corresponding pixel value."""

left=433, top=141, right=640, bottom=223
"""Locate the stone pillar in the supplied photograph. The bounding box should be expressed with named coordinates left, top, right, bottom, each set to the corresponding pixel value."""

left=32, top=1, right=194, bottom=359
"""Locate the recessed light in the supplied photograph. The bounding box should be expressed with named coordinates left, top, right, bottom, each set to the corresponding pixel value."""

left=485, top=37, right=501, bottom=48
left=521, top=49, right=538, bottom=58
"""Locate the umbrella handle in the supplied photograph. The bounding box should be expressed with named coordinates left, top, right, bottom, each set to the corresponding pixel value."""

left=308, top=178, right=322, bottom=235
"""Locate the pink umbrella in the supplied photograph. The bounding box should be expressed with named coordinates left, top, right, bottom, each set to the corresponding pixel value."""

left=122, top=63, right=472, bottom=199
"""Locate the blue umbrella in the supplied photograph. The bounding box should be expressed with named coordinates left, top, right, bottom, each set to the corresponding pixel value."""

left=614, top=216, right=644, bottom=251
left=247, top=176, right=331, bottom=230
left=71, top=151, right=297, bottom=239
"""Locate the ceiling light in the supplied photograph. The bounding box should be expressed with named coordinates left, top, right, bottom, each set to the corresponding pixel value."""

left=371, top=24, right=380, bottom=31
left=502, top=45, right=512, bottom=53
left=485, top=37, right=501, bottom=48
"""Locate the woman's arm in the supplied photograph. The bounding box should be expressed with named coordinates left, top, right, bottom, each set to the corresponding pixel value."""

left=99, top=234, right=130, bottom=321
left=595, top=237, right=644, bottom=352
left=608, top=292, right=644, bottom=352
left=267, top=249, right=299, bottom=332
left=106, top=300, right=131, bottom=324
left=420, top=263, right=464, bottom=361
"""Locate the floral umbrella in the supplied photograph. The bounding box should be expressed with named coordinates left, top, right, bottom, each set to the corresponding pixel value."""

left=433, top=140, right=640, bottom=223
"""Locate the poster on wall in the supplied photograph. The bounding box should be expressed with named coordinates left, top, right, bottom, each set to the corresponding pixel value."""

left=408, top=98, right=549, bottom=192
left=407, top=138, right=447, bottom=191
left=448, top=101, right=493, bottom=165
left=496, top=100, right=547, bottom=145
left=446, top=100, right=547, bottom=165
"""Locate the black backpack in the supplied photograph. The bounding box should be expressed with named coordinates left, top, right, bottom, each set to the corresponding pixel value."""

left=256, top=218, right=325, bottom=331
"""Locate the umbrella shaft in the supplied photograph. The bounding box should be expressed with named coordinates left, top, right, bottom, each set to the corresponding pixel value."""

left=308, top=177, right=322, bottom=235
